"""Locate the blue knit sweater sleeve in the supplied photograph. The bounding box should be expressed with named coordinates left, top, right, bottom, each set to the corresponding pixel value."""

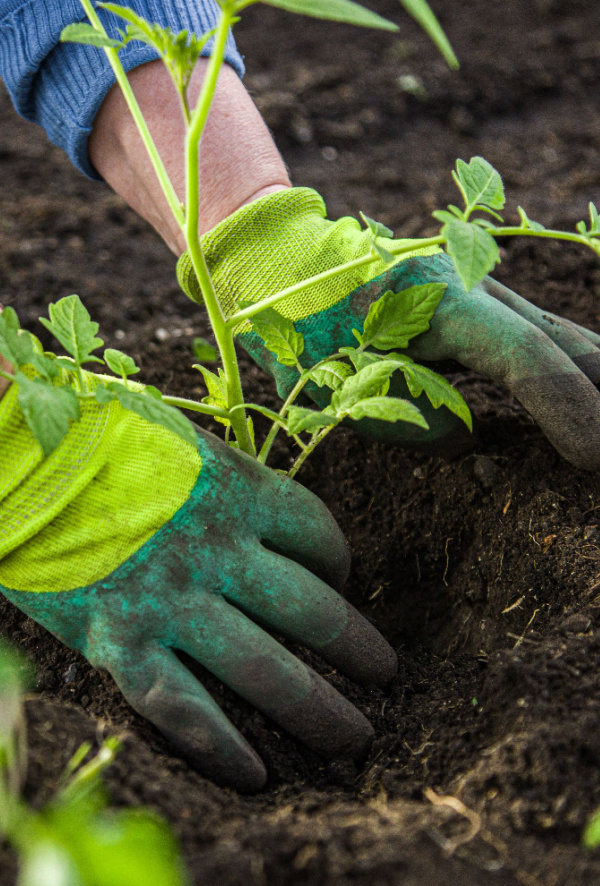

left=0, top=1, right=244, bottom=179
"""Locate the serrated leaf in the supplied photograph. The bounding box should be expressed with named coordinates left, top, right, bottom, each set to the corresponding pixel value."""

left=60, top=22, right=123, bottom=48
left=361, top=283, right=446, bottom=350
left=16, top=373, right=80, bottom=456
left=453, top=157, right=505, bottom=214
left=104, top=348, right=140, bottom=378
left=194, top=365, right=227, bottom=406
left=0, top=307, right=35, bottom=367
left=39, top=296, right=104, bottom=366
left=338, top=347, right=378, bottom=372
left=372, top=240, right=397, bottom=264
left=194, top=364, right=229, bottom=426
left=398, top=0, right=458, bottom=69
left=444, top=219, right=500, bottom=292
left=286, top=406, right=338, bottom=435
left=192, top=337, right=218, bottom=363
left=517, top=206, right=545, bottom=232
left=347, top=395, right=428, bottom=426
left=242, top=304, right=304, bottom=367
left=102, top=382, right=197, bottom=448
left=145, top=385, right=163, bottom=400
left=396, top=358, right=472, bottom=429
left=309, top=361, right=354, bottom=390
left=433, top=209, right=462, bottom=226
left=360, top=212, right=394, bottom=239
left=331, top=360, right=399, bottom=414
left=259, top=0, right=398, bottom=30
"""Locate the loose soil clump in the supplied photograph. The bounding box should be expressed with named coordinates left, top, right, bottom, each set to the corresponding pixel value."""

left=3, top=1, right=600, bottom=883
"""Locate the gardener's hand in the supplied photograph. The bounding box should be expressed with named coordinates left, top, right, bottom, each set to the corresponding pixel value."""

left=0, top=375, right=396, bottom=792
left=178, top=188, right=600, bottom=471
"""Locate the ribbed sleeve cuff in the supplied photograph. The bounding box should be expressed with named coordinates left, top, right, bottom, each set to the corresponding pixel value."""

left=0, top=0, right=244, bottom=179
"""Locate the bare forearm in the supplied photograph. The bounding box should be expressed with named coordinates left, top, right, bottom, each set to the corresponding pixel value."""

left=88, top=59, right=291, bottom=254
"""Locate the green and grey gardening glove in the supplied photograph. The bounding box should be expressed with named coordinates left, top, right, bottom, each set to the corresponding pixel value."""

left=178, top=187, right=600, bottom=470
left=0, top=367, right=397, bottom=792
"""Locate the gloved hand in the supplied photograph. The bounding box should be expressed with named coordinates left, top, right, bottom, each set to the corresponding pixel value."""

left=178, top=188, right=600, bottom=469
left=0, top=369, right=397, bottom=792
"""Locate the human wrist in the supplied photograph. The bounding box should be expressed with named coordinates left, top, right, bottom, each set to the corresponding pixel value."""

left=89, top=59, right=290, bottom=254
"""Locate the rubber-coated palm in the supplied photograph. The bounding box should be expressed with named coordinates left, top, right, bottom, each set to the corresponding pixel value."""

left=0, top=426, right=397, bottom=791
left=239, top=253, right=600, bottom=469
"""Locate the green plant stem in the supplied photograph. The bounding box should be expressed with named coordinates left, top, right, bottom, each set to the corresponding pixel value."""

left=257, top=373, right=310, bottom=464
left=0, top=368, right=14, bottom=383
left=79, top=0, right=184, bottom=229
left=162, top=395, right=231, bottom=420
left=184, top=4, right=254, bottom=456
left=288, top=425, right=337, bottom=479
left=228, top=403, right=284, bottom=423
left=493, top=226, right=600, bottom=250
left=58, top=738, right=120, bottom=805
left=227, top=236, right=445, bottom=328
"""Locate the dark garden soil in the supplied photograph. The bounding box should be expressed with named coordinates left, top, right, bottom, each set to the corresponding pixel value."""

left=3, top=0, right=600, bottom=883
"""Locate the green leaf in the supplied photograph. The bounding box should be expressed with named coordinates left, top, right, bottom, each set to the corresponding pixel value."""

left=194, top=364, right=229, bottom=425
left=372, top=241, right=397, bottom=264
left=192, top=337, right=218, bottom=363
left=444, top=219, right=500, bottom=292
left=433, top=209, right=463, bottom=226
left=360, top=212, right=393, bottom=240
left=338, top=347, right=378, bottom=372
left=589, top=202, right=600, bottom=236
left=39, top=296, right=104, bottom=367
left=194, top=365, right=227, bottom=407
left=259, top=0, right=398, bottom=31
left=243, top=304, right=304, bottom=367
left=517, top=206, right=545, bottom=233
left=18, top=840, right=81, bottom=886
left=309, top=361, right=354, bottom=390
left=286, top=406, right=338, bottom=435
left=360, top=283, right=447, bottom=350
left=347, top=395, right=428, bottom=427
left=0, top=307, right=35, bottom=367
left=16, top=373, right=80, bottom=456
left=452, top=157, right=505, bottom=214
left=397, top=0, right=459, bottom=69
left=331, top=360, right=399, bottom=414
left=104, top=348, right=140, bottom=378
left=97, top=382, right=198, bottom=449
left=39, top=805, right=188, bottom=886
left=395, top=356, right=472, bottom=430
left=60, top=22, right=123, bottom=48
left=584, top=807, right=600, bottom=850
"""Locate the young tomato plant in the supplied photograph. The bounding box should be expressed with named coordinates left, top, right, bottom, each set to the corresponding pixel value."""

left=0, top=642, right=188, bottom=886
left=3, top=1, right=600, bottom=476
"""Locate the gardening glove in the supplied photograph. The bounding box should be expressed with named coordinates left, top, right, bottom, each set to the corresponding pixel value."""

left=0, top=367, right=397, bottom=792
left=178, top=188, right=600, bottom=470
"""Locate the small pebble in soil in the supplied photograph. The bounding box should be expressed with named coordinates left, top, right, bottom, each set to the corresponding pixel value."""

left=63, top=663, right=79, bottom=684
left=473, top=455, right=499, bottom=489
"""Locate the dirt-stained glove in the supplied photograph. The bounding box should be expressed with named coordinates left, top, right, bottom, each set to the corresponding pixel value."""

left=0, top=369, right=397, bottom=792
left=178, top=188, right=600, bottom=469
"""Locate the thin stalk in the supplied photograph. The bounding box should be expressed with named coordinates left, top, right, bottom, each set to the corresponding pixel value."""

left=227, top=236, right=446, bottom=328
left=492, top=226, right=600, bottom=249
left=162, top=395, right=231, bottom=420
left=58, top=739, right=120, bottom=805
left=288, top=425, right=337, bottom=479
left=257, top=373, right=310, bottom=464
left=257, top=348, right=348, bottom=465
left=184, top=5, right=254, bottom=455
left=79, top=0, right=184, bottom=229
